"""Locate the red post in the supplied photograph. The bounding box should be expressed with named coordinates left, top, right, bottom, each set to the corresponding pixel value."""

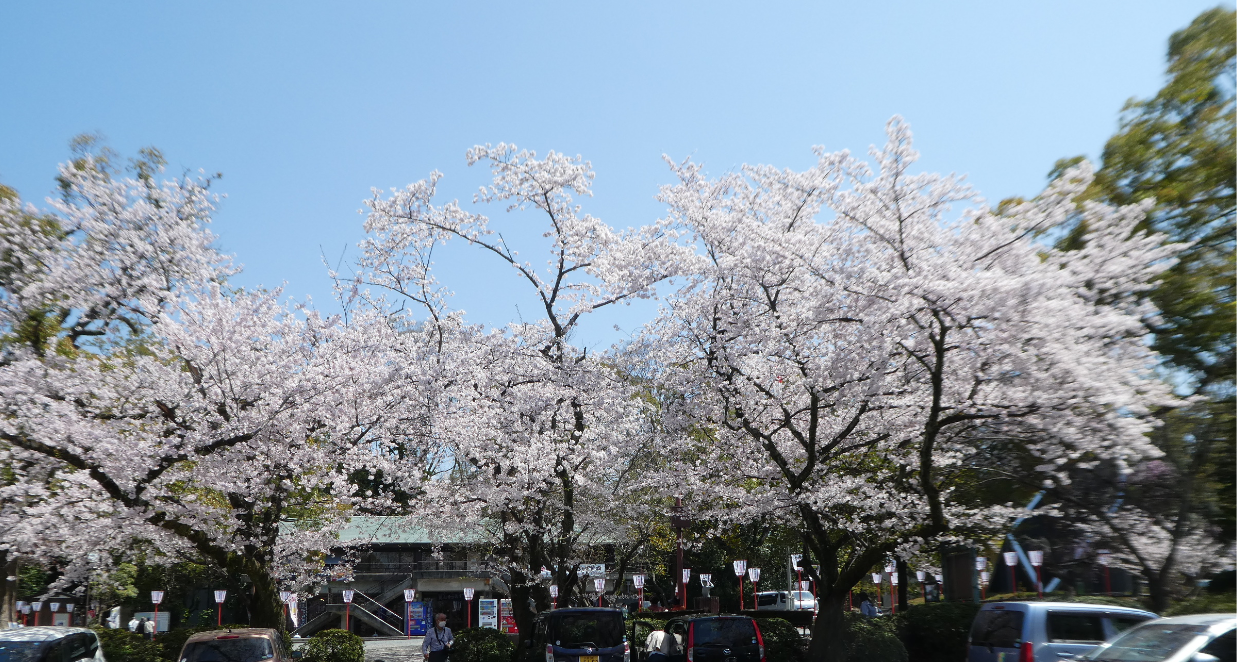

left=638, top=587, right=643, bottom=611
left=467, top=600, right=472, bottom=628
left=753, top=581, right=759, bottom=611
left=739, top=577, right=745, bottom=611
left=217, top=603, right=222, bottom=627
left=345, top=604, right=350, bottom=631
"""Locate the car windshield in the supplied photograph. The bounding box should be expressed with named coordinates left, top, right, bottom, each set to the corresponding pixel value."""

left=755, top=594, right=779, bottom=606
left=1086, top=623, right=1209, bottom=661
left=181, top=638, right=275, bottom=662
left=692, top=619, right=757, bottom=647
left=789, top=592, right=812, bottom=601
left=0, top=642, right=43, bottom=662
left=552, top=614, right=625, bottom=649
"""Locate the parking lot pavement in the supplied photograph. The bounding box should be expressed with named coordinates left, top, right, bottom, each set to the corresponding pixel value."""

left=363, top=637, right=424, bottom=662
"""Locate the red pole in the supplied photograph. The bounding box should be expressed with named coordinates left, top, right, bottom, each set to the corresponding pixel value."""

left=739, top=577, right=745, bottom=611
left=467, top=600, right=471, bottom=628
left=346, top=604, right=350, bottom=631
left=217, top=604, right=222, bottom=627
left=638, top=588, right=643, bottom=611
left=753, top=581, right=759, bottom=611
left=407, top=603, right=411, bottom=639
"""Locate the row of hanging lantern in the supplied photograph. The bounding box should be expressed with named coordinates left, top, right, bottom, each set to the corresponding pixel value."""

left=12, top=600, right=75, bottom=626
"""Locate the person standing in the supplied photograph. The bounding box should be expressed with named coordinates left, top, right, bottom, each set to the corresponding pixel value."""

left=422, top=612, right=454, bottom=662
left=141, top=617, right=155, bottom=639
left=128, top=615, right=139, bottom=632
left=859, top=593, right=881, bottom=618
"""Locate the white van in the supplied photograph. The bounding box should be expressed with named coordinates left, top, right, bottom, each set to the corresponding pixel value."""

left=754, top=591, right=816, bottom=611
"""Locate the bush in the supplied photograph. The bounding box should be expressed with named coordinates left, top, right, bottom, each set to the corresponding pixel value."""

left=453, top=627, right=516, bottom=662
left=1166, top=591, right=1237, bottom=616
left=839, top=613, right=905, bottom=662
left=895, top=602, right=978, bottom=662
left=92, top=627, right=165, bottom=662
left=751, top=618, right=805, bottom=662
left=305, top=629, right=364, bottom=662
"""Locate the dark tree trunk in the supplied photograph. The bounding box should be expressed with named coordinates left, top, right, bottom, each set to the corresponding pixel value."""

left=896, top=560, right=908, bottom=612
left=806, top=592, right=849, bottom=662
left=237, top=559, right=284, bottom=630
left=0, top=553, right=15, bottom=625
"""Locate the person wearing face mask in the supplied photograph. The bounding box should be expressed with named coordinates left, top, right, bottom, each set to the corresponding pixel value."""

left=422, top=612, right=454, bottom=662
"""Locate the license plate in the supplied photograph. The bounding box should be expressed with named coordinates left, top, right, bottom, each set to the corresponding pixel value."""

left=580, top=656, right=599, bottom=662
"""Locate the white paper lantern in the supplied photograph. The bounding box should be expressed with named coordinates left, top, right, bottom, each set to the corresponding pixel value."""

left=214, top=590, right=227, bottom=604
left=975, top=557, right=988, bottom=571
left=549, top=585, right=559, bottom=598
left=890, top=573, right=899, bottom=586
left=1003, top=551, right=1018, bottom=567
left=404, top=589, right=416, bottom=602
left=633, top=575, right=645, bottom=589
left=871, top=573, right=881, bottom=584
left=916, top=571, right=926, bottom=582
left=341, top=590, right=355, bottom=604
left=594, top=578, right=605, bottom=593
left=733, top=560, right=747, bottom=577
left=1028, top=550, right=1044, bottom=567
left=747, top=567, right=760, bottom=582
left=681, top=569, right=691, bottom=584
left=150, top=591, right=164, bottom=605
left=463, top=587, right=475, bottom=600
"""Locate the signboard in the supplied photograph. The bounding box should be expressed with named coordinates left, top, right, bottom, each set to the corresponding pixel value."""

left=499, top=599, right=517, bottom=634
left=53, top=614, right=69, bottom=627
left=478, top=599, right=499, bottom=629
left=407, top=602, right=428, bottom=636
left=578, top=564, right=605, bottom=577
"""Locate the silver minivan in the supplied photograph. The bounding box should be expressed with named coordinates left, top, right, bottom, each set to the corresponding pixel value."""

left=968, top=602, right=1158, bottom=662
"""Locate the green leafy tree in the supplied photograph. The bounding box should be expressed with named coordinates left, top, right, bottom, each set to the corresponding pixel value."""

left=1043, top=6, right=1235, bottom=613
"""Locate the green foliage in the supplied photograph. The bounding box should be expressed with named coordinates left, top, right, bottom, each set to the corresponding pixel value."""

left=751, top=618, right=805, bottom=662
left=304, top=629, right=364, bottom=662
left=839, top=612, right=905, bottom=662
left=453, top=627, right=516, bottom=662
left=16, top=564, right=51, bottom=601
left=895, top=602, right=978, bottom=662
left=1165, top=591, right=1237, bottom=616
left=91, top=627, right=165, bottom=662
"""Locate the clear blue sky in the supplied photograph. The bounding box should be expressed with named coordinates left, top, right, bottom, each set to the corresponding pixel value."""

left=0, top=1, right=1220, bottom=349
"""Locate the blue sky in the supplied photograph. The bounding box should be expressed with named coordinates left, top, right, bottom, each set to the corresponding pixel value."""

left=0, top=1, right=1220, bottom=350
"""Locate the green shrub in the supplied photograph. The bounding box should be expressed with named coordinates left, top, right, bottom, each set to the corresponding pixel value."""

left=453, top=627, right=515, bottom=662
left=895, top=602, right=978, bottom=662
left=1166, top=591, right=1237, bottom=616
left=92, top=627, right=165, bottom=662
left=839, top=613, right=906, bottom=662
left=751, top=618, right=805, bottom=662
left=305, top=629, right=364, bottom=662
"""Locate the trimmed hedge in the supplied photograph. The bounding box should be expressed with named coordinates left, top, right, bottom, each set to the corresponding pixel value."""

left=839, top=613, right=905, bottom=662
left=453, top=627, right=516, bottom=662
left=305, top=629, right=364, bottom=662
left=751, top=618, right=805, bottom=662
left=92, top=627, right=165, bottom=662
left=895, top=602, right=978, bottom=662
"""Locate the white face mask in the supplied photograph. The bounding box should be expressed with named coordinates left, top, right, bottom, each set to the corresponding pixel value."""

left=437, top=620, right=447, bottom=627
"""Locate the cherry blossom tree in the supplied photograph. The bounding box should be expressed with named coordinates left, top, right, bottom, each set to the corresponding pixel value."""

left=0, top=151, right=410, bottom=628
left=342, top=144, right=689, bottom=635
left=644, top=118, right=1179, bottom=662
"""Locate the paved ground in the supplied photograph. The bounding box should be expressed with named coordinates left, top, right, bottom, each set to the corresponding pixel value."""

left=363, top=637, right=424, bottom=662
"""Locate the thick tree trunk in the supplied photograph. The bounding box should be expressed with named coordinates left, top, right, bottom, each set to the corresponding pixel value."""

left=806, top=593, right=849, bottom=662
left=238, top=558, right=285, bottom=630
left=511, top=582, right=535, bottom=649
left=0, top=553, right=15, bottom=625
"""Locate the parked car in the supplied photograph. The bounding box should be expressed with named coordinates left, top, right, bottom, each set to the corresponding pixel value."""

left=0, top=627, right=105, bottom=662
left=634, top=615, right=764, bottom=662
left=528, top=608, right=629, bottom=662
left=1075, top=613, right=1235, bottom=662
left=754, top=591, right=816, bottom=611
left=177, top=628, right=294, bottom=662
left=968, top=601, right=1158, bottom=662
